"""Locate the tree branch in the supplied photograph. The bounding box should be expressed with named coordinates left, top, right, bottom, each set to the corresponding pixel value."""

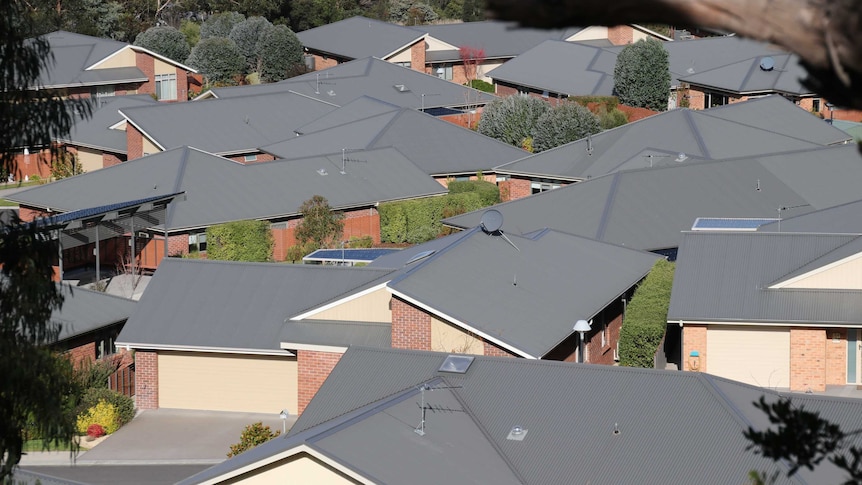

left=485, top=0, right=862, bottom=109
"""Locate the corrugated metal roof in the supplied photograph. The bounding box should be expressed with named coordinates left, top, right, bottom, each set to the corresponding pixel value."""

left=10, top=146, right=447, bottom=232
left=262, top=98, right=527, bottom=176
left=388, top=227, right=660, bottom=357
left=448, top=145, right=862, bottom=252
left=52, top=284, right=136, bottom=342
left=280, top=320, right=391, bottom=349
left=669, top=231, right=862, bottom=324
left=419, top=21, right=574, bottom=59
left=59, top=94, right=159, bottom=153
left=117, top=259, right=395, bottom=351
left=680, top=53, right=812, bottom=95
left=297, top=16, right=425, bottom=60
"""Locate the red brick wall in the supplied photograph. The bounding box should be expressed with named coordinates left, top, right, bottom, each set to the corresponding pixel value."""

left=176, top=68, right=189, bottom=102
left=127, top=125, right=144, bottom=160
left=608, top=25, right=634, bottom=45
left=135, top=52, right=156, bottom=96
left=228, top=153, right=276, bottom=164
left=67, top=341, right=96, bottom=367
left=587, top=312, right=623, bottom=365
left=296, top=350, right=343, bottom=414
left=483, top=341, right=516, bottom=357
left=18, top=205, right=51, bottom=222
left=495, top=83, right=518, bottom=97
left=273, top=207, right=381, bottom=261
left=167, top=234, right=188, bottom=257
left=391, top=297, right=431, bottom=350
left=135, top=350, right=159, bottom=409
left=683, top=324, right=707, bottom=372
left=790, top=328, right=826, bottom=392
left=311, top=54, right=339, bottom=71
left=9, top=149, right=52, bottom=180
left=410, top=41, right=426, bottom=73
left=499, top=177, right=532, bottom=201
left=825, top=328, right=847, bottom=385
left=103, top=152, right=124, bottom=168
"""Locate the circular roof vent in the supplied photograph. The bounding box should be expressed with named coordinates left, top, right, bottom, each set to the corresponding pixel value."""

left=759, top=56, right=775, bottom=71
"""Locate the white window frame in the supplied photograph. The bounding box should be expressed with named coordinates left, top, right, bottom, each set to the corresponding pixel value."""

left=155, top=73, right=178, bottom=101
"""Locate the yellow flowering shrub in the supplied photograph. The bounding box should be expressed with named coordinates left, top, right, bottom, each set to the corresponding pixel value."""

left=76, top=400, right=119, bottom=435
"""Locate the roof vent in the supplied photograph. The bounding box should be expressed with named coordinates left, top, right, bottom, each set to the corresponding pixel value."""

left=316, top=168, right=328, bottom=176
left=759, top=56, right=775, bottom=71
left=393, top=84, right=410, bottom=92
left=439, top=355, right=474, bottom=374
left=507, top=426, right=528, bottom=441
left=675, top=152, right=688, bottom=162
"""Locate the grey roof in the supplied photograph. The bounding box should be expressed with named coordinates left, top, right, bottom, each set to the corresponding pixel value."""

left=668, top=232, right=862, bottom=324
left=52, top=284, right=136, bottom=342
left=184, top=346, right=862, bottom=484
left=280, top=320, right=391, bottom=349
left=447, top=145, right=862, bottom=252
left=418, top=21, right=577, bottom=60
left=116, top=259, right=395, bottom=352
left=36, top=31, right=138, bottom=89
left=758, top=199, right=862, bottom=233
left=297, top=16, right=425, bottom=60
left=261, top=96, right=527, bottom=176
left=679, top=53, right=812, bottom=96
left=368, top=230, right=473, bottom=268
left=205, top=57, right=497, bottom=110
left=495, top=96, right=843, bottom=182
left=120, top=92, right=338, bottom=155
left=59, top=94, right=159, bottom=153
left=659, top=35, right=786, bottom=87
left=9, top=146, right=447, bottom=232
left=489, top=40, right=616, bottom=96
left=830, top=119, right=862, bottom=142
left=387, top=226, right=659, bottom=357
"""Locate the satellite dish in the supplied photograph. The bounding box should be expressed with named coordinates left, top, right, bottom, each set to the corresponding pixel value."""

left=675, top=152, right=688, bottom=162
left=759, top=56, right=775, bottom=71
left=480, top=209, right=504, bottom=234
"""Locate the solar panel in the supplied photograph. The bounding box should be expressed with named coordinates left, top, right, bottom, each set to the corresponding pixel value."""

left=303, top=248, right=400, bottom=264
left=691, top=217, right=778, bottom=231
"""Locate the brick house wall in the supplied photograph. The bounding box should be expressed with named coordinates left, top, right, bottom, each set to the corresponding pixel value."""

left=498, top=178, right=532, bottom=201
left=135, top=51, right=156, bottom=96
left=127, top=125, right=144, bottom=160
left=296, top=350, right=343, bottom=414
left=483, top=341, right=516, bottom=357
left=682, top=324, right=708, bottom=372
left=271, top=206, right=381, bottom=261
left=67, top=341, right=96, bottom=367
left=607, top=25, right=634, bottom=45
left=227, top=153, right=276, bottom=164
left=790, top=328, right=826, bottom=392
left=135, top=350, right=159, bottom=409
left=9, top=149, right=52, bottom=180
left=103, top=152, right=124, bottom=168
left=310, top=53, right=340, bottom=71
left=391, top=297, right=432, bottom=350
left=18, top=205, right=52, bottom=222
left=410, top=41, right=426, bottom=73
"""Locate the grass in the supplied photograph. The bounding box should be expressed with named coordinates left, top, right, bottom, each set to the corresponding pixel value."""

left=0, top=179, right=43, bottom=190
left=22, top=439, right=74, bottom=452
left=0, top=199, right=18, bottom=206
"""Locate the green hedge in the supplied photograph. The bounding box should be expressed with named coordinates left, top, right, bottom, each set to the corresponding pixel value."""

left=468, top=79, right=495, bottom=93
left=618, top=259, right=675, bottom=368
left=380, top=180, right=499, bottom=244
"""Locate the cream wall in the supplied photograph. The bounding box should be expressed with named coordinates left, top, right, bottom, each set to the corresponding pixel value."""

left=425, top=37, right=457, bottom=51
left=94, top=47, right=136, bottom=69
left=388, top=46, right=413, bottom=63
left=308, top=288, right=392, bottom=323
left=781, top=255, right=862, bottom=290
left=222, top=454, right=361, bottom=485
left=142, top=137, right=161, bottom=155
left=154, top=57, right=176, bottom=75
left=158, top=351, right=298, bottom=414
left=76, top=147, right=104, bottom=173
left=479, top=60, right=504, bottom=82
left=566, top=26, right=609, bottom=41
left=706, top=326, right=790, bottom=388
left=430, top=315, right=484, bottom=355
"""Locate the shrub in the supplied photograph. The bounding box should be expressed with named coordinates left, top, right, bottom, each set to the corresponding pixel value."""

left=200, top=11, right=245, bottom=41
left=597, top=104, right=629, bottom=130
left=186, top=37, right=245, bottom=86
left=206, top=220, right=274, bottom=262
left=531, top=101, right=601, bottom=152
left=78, top=387, right=135, bottom=427
left=74, top=358, right=120, bottom=390
left=134, top=26, right=191, bottom=64
left=86, top=424, right=105, bottom=439
left=447, top=179, right=500, bottom=206
left=477, top=95, right=550, bottom=147
left=613, top=38, right=671, bottom=111
left=76, top=400, right=119, bottom=435
left=227, top=422, right=280, bottom=457
left=259, top=24, right=304, bottom=83
left=348, top=235, right=374, bottom=248
left=618, top=259, right=675, bottom=368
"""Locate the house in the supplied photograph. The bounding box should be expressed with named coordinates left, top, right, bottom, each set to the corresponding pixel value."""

left=260, top=96, right=528, bottom=184
left=494, top=95, right=851, bottom=199
left=114, top=258, right=398, bottom=413
left=178, top=346, right=862, bottom=485
left=669, top=231, right=862, bottom=392
left=9, top=145, right=447, bottom=269
left=445, top=144, right=862, bottom=259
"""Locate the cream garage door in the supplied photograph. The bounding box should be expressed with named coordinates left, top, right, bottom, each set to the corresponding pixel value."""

left=706, top=326, right=790, bottom=388
left=158, top=351, right=297, bottom=414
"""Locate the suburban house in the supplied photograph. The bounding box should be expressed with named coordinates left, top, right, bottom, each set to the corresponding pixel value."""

left=494, top=95, right=851, bottom=199
left=9, top=145, right=447, bottom=269
left=178, top=346, right=861, bottom=484
left=445, top=144, right=862, bottom=259
left=115, top=216, right=658, bottom=415
left=669, top=231, right=862, bottom=393
left=11, top=31, right=196, bottom=179
left=259, top=96, right=527, bottom=184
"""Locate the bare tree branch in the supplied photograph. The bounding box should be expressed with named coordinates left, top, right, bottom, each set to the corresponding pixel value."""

left=485, top=0, right=862, bottom=109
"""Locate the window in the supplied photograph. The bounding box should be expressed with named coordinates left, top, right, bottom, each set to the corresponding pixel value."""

left=155, top=73, right=178, bottom=101
left=244, top=154, right=258, bottom=162
left=812, top=98, right=821, bottom=112
left=93, top=85, right=115, bottom=98
left=705, top=92, right=728, bottom=108
left=531, top=181, right=560, bottom=194
left=601, top=321, right=608, bottom=347
left=188, top=232, right=207, bottom=253
left=436, top=64, right=453, bottom=80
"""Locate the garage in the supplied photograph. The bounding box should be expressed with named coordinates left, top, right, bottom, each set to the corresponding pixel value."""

left=706, top=326, right=790, bottom=388
left=158, top=351, right=298, bottom=414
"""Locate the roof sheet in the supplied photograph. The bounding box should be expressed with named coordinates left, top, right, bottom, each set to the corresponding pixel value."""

left=418, top=21, right=573, bottom=59
left=297, top=16, right=425, bottom=60
left=388, top=227, right=659, bottom=357
left=680, top=53, right=812, bottom=95
left=10, top=146, right=447, bottom=231
left=668, top=232, right=862, bottom=324
left=280, top=320, right=391, bottom=349
left=447, top=145, right=862, bottom=252
left=60, top=94, right=159, bottom=153
left=117, top=259, right=395, bottom=351
left=52, top=284, right=136, bottom=342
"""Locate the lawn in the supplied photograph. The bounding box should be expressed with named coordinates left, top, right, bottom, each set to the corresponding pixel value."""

left=22, top=439, right=74, bottom=452
left=0, top=199, right=18, bottom=207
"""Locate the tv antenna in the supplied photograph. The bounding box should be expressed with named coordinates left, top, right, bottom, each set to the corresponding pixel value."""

left=420, top=93, right=440, bottom=111
left=776, top=203, right=811, bottom=232
left=414, top=383, right=463, bottom=436
left=340, top=148, right=367, bottom=174
left=314, top=73, right=336, bottom=95
left=480, top=209, right=520, bottom=252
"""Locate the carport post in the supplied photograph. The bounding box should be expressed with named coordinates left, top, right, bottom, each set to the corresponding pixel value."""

left=57, top=229, right=63, bottom=281
left=94, top=224, right=100, bottom=283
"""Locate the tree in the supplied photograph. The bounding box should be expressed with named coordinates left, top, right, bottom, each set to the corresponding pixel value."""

left=134, top=26, right=191, bottom=64
left=461, top=0, right=485, bottom=21
left=186, top=37, right=245, bottom=86
left=1, top=6, right=91, bottom=474
left=200, top=11, right=245, bottom=41
left=229, top=17, right=273, bottom=74
left=613, top=38, right=671, bottom=111
left=227, top=422, right=280, bottom=458
left=531, top=101, right=601, bottom=152
left=389, top=0, right=439, bottom=24
left=259, top=25, right=305, bottom=83
left=294, top=195, right=344, bottom=251
left=618, top=259, right=674, bottom=368
left=476, top=94, right=550, bottom=147
left=180, top=19, right=200, bottom=48
left=205, top=220, right=274, bottom=262
left=459, top=46, right=486, bottom=83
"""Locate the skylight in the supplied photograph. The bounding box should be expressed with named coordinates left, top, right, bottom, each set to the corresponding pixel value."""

left=438, top=355, right=474, bottom=374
